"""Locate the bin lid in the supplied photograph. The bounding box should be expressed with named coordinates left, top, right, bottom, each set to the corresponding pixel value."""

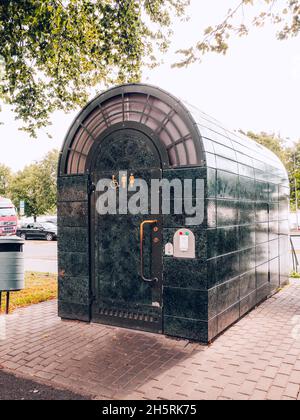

left=0, top=236, right=25, bottom=245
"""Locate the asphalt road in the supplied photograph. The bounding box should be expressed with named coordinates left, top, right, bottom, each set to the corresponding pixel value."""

left=21, top=235, right=300, bottom=275
left=23, top=240, right=58, bottom=274
left=0, top=370, right=89, bottom=400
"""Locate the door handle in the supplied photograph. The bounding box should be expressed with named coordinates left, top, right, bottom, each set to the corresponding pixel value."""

left=140, top=220, right=158, bottom=283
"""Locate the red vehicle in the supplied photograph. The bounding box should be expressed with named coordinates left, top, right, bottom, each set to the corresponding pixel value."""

left=0, top=197, right=17, bottom=236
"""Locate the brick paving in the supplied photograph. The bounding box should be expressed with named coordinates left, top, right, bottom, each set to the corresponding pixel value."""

left=0, top=280, right=300, bottom=400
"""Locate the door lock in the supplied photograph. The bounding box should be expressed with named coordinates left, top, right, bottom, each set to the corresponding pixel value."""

left=140, top=220, right=158, bottom=283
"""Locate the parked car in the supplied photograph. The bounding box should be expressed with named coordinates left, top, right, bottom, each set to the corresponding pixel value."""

left=17, top=222, right=57, bottom=241
left=0, top=196, right=18, bottom=236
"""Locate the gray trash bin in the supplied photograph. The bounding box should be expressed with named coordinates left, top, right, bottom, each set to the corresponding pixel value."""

left=0, top=236, right=25, bottom=292
left=0, top=236, right=25, bottom=314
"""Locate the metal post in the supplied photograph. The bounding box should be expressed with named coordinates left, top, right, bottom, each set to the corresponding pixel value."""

left=6, top=292, right=10, bottom=315
left=0, top=291, right=2, bottom=314
left=294, top=151, right=299, bottom=230
left=290, top=236, right=299, bottom=272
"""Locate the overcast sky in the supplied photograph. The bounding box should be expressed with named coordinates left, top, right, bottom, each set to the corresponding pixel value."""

left=1, top=0, right=299, bottom=171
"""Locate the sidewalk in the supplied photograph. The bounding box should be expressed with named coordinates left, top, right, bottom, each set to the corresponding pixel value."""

left=1, top=281, right=300, bottom=400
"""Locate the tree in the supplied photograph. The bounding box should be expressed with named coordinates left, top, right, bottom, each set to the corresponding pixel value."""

left=0, top=0, right=189, bottom=136
left=9, top=149, right=59, bottom=220
left=239, top=130, right=300, bottom=210
left=286, top=141, right=300, bottom=211
left=241, top=130, right=288, bottom=164
left=38, top=149, right=59, bottom=215
left=0, top=163, right=12, bottom=196
left=176, top=0, right=300, bottom=67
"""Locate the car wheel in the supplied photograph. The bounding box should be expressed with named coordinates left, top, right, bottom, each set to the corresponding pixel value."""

left=46, top=233, right=54, bottom=241
left=20, top=233, right=26, bottom=240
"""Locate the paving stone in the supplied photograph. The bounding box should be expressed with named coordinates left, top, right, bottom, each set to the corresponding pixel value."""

left=283, top=383, right=300, bottom=399
left=249, top=390, right=267, bottom=400
left=1, top=282, right=300, bottom=400
left=255, top=377, right=273, bottom=392
left=289, top=370, right=300, bottom=385
left=273, top=374, right=289, bottom=388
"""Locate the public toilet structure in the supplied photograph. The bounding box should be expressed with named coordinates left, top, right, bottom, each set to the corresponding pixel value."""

left=58, top=84, right=290, bottom=343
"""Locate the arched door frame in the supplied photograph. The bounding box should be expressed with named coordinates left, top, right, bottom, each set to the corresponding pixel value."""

left=85, top=121, right=170, bottom=174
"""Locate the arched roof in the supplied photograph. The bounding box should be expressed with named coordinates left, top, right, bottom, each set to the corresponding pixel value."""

left=184, top=101, right=289, bottom=187
left=59, top=83, right=204, bottom=175
left=59, top=83, right=289, bottom=187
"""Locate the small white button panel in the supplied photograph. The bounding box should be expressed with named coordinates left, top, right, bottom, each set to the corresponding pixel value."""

left=165, top=243, right=174, bottom=256
left=173, top=229, right=196, bottom=259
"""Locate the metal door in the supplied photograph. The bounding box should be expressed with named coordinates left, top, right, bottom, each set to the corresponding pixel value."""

left=91, top=169, right=163, bottom=333
left=90, top=129, right=163, bottom=333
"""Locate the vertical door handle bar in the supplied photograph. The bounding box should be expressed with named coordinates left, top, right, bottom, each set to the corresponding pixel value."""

left=140, top=220, right=158, bottom=283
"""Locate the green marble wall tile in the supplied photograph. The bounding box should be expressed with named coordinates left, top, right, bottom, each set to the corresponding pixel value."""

left=58, top=275, right=90, bottom=305
left=269, top=257, right=280, bottom=290
left=58, top=251, right=89, bottom=279
left=239, top=176, right=256, bottom=201
left=216, top=226, right=239, bottom=255
left=217, top=200, right=239, bottom=226
left=217, top=277, right=240, bottom=314
left=57, top=201, right=89, bottom=228
left=217, top=170, right=239, bottom=199
left=207, top=168, right=216, bottom=198
left=256, top=223, right=269, bottom=244
left=57, top=175, right=89, bottom=202
left=256, top=283, right=271, bottom=305
left=239, top=247, right=256, bottom=274
left=240, top=269, right=256, bottom=299
left=163, top=258, right=207, bottom=290
left=163, top=287, right=208, bottom=320
left=239, top=224, right=256, bottom=250
left=208, top=287, right=218, bottom=319
left=217, top=302, right=240, bottom=334
left=240, top=291, right=256, bottom=317
left=239, top=202, right=255, bottom=225
left=215, top=252, right=240, bottom=286
left=256, top=262, right=269, bottom=289
left=164, top=316, right=209, bottom=343
left=256, top=243, right=269, bottom=265
left=58, top=227, right=89, bottom=253
left=269, top=239, right=279, bottom=260
left=58, top=301, right=90, bottom=322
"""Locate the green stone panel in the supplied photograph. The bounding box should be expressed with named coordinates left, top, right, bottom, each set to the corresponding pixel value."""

left=58, top=301, right=90, bottom=322
left=217, top=302, right=240, bottom=335
left=164, top=316, right=209, bottom=343
left=57, top=201, right=89, bottom=228
left=240, top=269, right=256, bottom=299
left=163, top=287, right=208, bottom=320
left=217, top=277, right=240, bottom=314
left=240, top=291, right=256, bottom=317
left=58, top=227, right=89, bottom=253
left=58, top=275, right=90, bottom=305
left=57, top=175, right=89, bottom=202
left=163, top=258, right=207, bottom=290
